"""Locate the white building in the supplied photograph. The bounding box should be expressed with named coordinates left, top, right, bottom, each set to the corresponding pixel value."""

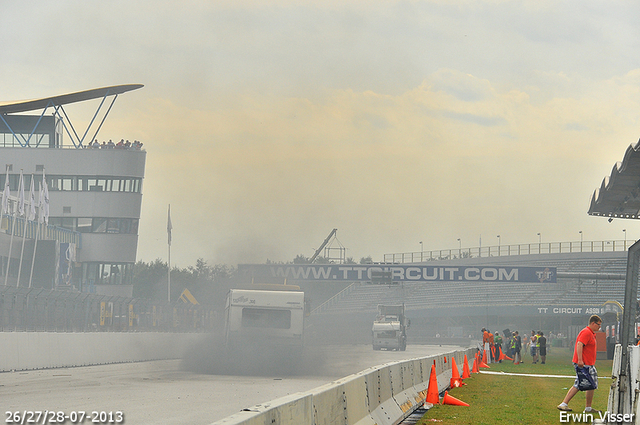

left=0, top=85, right=145, bottom=297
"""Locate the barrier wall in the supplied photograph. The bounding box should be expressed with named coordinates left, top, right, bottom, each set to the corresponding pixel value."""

left=607, top=344, right=640, bottom=420
left=211, top=347, right=476, bottom=425
left=0, top=332, right=204, bottom=371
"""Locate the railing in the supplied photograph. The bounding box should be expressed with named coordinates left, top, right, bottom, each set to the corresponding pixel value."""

left=384, top=240, right=634, bottom=264
left=310, top=282, right=358, bottom=315
left=0, top=285, right=217, bottom=332
left=1, top=215, right=80, bottom=246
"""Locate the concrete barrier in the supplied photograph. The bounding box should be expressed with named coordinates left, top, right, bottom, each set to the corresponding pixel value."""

left=0, top=332, right=205, bottom=371
left=212, top=347, right=476, bottom=425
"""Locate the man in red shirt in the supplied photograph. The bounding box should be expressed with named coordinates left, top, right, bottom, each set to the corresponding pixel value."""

left=557, top=315, right=602, bottom=413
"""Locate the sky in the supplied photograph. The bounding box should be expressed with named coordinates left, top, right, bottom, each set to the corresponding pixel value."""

left=2, top=0, right=640, bottom=267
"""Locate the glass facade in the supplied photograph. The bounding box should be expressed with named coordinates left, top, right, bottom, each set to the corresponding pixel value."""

left=0, top=174, right=142, bottom=193
left=0, top=133, right=52, bottom=148
left=82, top=262, right=133, bottom=287
left=48, top=217, right=139, bottom=235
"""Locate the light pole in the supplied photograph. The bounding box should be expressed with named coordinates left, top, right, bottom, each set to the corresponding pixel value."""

left=457, top=238, right=461, bottom=258
left=419, top=241, right=423, bottom=261
left=623, top=229, right=627, bottom=249
left=579, top=231, right=583, bottom=252
left=537, top=232, right=541, bottom=254
left=497, top=235, right=501, bottom=256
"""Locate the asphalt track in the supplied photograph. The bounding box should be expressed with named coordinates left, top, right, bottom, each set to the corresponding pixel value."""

left=1, top=344, right=461, bottom=425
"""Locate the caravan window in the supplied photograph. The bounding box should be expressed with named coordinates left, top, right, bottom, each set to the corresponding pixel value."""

left=241, top=308, right=291, bottom=329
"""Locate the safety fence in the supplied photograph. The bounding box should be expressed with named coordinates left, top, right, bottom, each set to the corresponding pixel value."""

left=0, top=285, right=218, bottom=332
left=211, top=347, right=476, bottom=425
left=384, top=239, right=633, bottom=263
left=607, top=344, right=640, bottom=421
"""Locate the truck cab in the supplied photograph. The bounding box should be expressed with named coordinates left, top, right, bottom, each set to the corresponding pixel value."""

left=372, top=304, right=409, bottom=351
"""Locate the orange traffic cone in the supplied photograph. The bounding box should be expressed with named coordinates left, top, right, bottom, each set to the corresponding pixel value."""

left=497, top=346, right=512, bottom=362
left=450, top=357, right=463, bottom=388
left=424, top=363, right=440, bottom=406
left=462, top=355, right=471, bottom=379
left=479, top=351, right=490, bottom=368
left=441, top=391, right=469, bottom=407
left=471, top=358, right=479, bottom=373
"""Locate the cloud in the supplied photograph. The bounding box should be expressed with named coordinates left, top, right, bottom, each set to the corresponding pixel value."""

left=3, top=1, right=640, bottom=266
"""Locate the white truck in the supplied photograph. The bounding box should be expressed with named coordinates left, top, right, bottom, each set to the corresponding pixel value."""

left=224, top=286, right=306, bottom=352
left=372, top=304, right=409, bottom=351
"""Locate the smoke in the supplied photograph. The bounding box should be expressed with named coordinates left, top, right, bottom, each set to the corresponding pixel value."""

left=180, top=331, right=328, bottom=376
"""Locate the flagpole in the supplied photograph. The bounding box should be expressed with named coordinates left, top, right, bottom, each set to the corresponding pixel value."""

left=17, top=175, right=35, bottom=286
left=0, top=167, right=9, bottom=278
left=4, top=211, right=17, bottom=286
left=28, top=222, right=40, bottom=288
left=5, top=170, right=24, bottom=287
left=167, top=204, right=172, bottom=303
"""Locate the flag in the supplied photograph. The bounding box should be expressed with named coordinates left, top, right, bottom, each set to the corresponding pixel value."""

left=42, top=177, right=49, bottom=225
left=37, top=183, right=44, bottom=224
left=15, top=171, right=24, bottom=216
left=1, top=168, right=9, bottom=215
left=28, top=175, right=36, bottom=221
left=167, top=204, right=172, bottom=246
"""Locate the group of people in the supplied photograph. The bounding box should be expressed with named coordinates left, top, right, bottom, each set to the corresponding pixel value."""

left=482, top=315, right=603, bottom=414
left=481, top=328, right=546, bottom=364
left=87, top=139, right=143, bottom=150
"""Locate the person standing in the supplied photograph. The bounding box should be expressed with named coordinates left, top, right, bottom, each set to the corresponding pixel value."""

left=557, top=315, right=602, bottom=413
left=494, top=332, right=503, bottom=362
left=537, top=331, right=547, bottom=364
left=512, top=331, right=522, bottom=364
left=489, top=330, right=495, bottom=362
left=530, top=330, right=538, bottom=363
left=482, top=328, right=491, bottom=360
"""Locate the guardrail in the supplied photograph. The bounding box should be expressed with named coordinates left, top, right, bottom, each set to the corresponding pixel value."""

left=384, top=240, right=633, bottom=263
left=211, top=347, right=476, bottom=425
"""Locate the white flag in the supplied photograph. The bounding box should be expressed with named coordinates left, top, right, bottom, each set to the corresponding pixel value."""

left=43, top=179, right=49, bottom=225
left=15, top=171, right=24, bottom=216
left=167, top=205, right=172, bottom=246
left=38, top=183, right=44, bottom=224
left=1, top=168, right=9, bottom=215
left=28, top=175, right=36, bottom=221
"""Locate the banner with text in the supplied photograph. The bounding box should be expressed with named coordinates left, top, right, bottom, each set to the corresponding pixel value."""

left=237, top=264, right=557, bottom=283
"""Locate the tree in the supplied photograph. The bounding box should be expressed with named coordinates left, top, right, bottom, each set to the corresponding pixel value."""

left=293, top=254, right=310, bottom=264
left=132, top=258, right=235, bottom=305
left=132, top=258, right=168, bottom=300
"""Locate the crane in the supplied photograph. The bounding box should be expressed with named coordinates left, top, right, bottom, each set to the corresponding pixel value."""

left=309, top=228, right=338, bottom=263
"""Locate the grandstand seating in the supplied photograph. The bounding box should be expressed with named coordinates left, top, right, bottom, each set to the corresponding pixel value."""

left=313, top=254, right=627, bottom=315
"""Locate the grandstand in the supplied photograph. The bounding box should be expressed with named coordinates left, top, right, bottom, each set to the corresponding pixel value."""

left=304, top=249, right=629, bottom=346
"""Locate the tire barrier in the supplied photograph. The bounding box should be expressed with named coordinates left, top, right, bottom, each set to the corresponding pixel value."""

left=211, top=347, right=476, bottom=425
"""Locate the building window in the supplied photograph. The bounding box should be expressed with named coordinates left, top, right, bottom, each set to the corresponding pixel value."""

left=82, top=262, right=133, bottom=286
left=49, top=217, right=139, bottom=235
left=46, top=175, right=142, bottom=193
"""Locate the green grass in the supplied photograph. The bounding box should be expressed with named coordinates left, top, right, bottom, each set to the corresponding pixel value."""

left=417, top=348, right=612, bottom=425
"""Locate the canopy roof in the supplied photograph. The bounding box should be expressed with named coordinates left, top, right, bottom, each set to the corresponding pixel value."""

left=588, top=139, right=640, bottom=220
left=0, top=84, right=143, bottom=114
